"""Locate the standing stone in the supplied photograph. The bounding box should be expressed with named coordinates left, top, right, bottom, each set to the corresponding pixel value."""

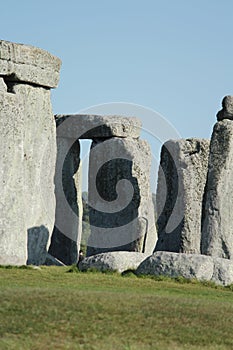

left=12, top=84, right=57, bottom=265
left=155, top=138, right=210, bottom=254
left=87, top=137, right=157, bottom=256
left=201, top=116, right=233, bottom=258
left=0, top=40, right=61, bottom=265
left=49, top=137, right=83, bottom=265
left=0, top=91, right=26, bottom=265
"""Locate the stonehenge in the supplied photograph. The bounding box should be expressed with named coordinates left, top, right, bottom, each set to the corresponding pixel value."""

left=0, top=40, right=61, bottom=265
left=201, top=118, right=233, bottom=258
left=2, top=39, right=233, bottom=286
left=155, top=138, right=210, bottom=254
left=48, top=136, right=82, bottom=265
left=87, top=136, right=157, bottom=256
left=50, top=114, right=157, bottom=263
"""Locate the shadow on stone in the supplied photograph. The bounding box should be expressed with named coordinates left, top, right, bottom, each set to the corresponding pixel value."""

left=27, top=225, right=49, bottom=265
left=49, top=138, right=81, bottom=265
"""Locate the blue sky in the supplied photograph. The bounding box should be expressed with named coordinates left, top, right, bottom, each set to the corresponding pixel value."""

left=1, top=0, right=232, bottom=190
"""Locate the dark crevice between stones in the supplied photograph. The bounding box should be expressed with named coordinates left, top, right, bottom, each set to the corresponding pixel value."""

left=0, top=74, right=50, bottom=91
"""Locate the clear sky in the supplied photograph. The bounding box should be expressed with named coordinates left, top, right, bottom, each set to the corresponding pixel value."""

left=1, top=0, right=232, bottom=190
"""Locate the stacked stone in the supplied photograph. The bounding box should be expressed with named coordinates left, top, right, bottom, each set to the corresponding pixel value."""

left=201, top=96, right=233, bottom=259
left=0, top=40, right=61, bottom=265
left=51, top=114, right=157, bottom=261
left=155, top=138, right=210, bottom=254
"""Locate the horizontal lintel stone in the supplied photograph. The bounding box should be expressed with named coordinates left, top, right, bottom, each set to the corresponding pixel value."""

left=55, top=114, right=142, bottom=139
left=0, top=40, right=61, bottom=88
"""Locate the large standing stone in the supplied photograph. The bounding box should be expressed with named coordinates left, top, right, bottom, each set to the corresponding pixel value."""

left=55, top=114, right=141, bottom=139
left=155, top=139, right=210, bottom=254
left=201, top=119, right=233, bottom=258
left=13, top=84, right=57, bottom=265
left=0, top=91, right=26, bottom=265
left=49, top=137, right=82, bottom=265
left=87, top=137, right=157, bottom=256
left=0, top=40, right=61, bottom=265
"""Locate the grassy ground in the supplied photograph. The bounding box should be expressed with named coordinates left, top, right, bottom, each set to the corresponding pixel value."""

left=0, top=266, right=233, bottom=350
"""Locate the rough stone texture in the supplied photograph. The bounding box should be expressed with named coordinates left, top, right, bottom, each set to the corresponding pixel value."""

left=78, top=252, right=149, bottom=273
left=13, top=84, right=57, bottom=265
left=0, top=91, right=26, bottom=265
left=0, top=40, right=61, bottom=88
left=55, top=114, right=141, bottom=139
left=201, top=120, right=233, bottom=259
left=0, top=77, right=7, bottom=91
left=49, top=137, right=83, bottom=265
left=155, top=139, right=210, bottom=254
left=217, top=96, right=233, bottom=121
left=136, top=251, right=214, bottom=281
left=0, top=41, right=60, bottom=265
left=0, top=83, right=57, bottom=265
left=211, top=258, right=233, bottom=286
left=87, top=137, right=157, bottom=256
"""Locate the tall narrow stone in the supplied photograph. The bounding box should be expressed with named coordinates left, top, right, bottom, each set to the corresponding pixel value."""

left=0, top=90, right=26, bottom=265
left=49, top=137, right=83, bottom=265
left=155, top=138, right=209, bottom=254
left=0, top=40, right=61, bottom=265
left=201, top=105, right=233, bottom=258
left=87, top=137, right=157, bottom=256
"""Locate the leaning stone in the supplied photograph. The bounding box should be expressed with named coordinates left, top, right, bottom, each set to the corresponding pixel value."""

left=136, top=251, right=214, bottom=281
left=211, top=258, right=233, bottom=286
left=49, top=138, right=82, bottom=265
left=155, top=139, right=209, bottom=254
left=55, top=114, right=141, bottom=139
left=0, top=91, right=26, bottom=265
left=87, top=137, right=157, bottom=256
left=78, top=252, right=149, bottom=273
left=201, top=120, right=233, bottom=258
left=217, top=96, right=233, bottom=121
left=0, top=40, right=61, bottom=88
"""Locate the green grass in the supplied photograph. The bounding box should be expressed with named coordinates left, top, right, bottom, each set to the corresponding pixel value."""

left=0, top=266, right=233, bottom=350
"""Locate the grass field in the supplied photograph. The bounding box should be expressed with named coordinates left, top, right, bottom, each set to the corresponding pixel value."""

left=0, top=266, right=233, bottom=350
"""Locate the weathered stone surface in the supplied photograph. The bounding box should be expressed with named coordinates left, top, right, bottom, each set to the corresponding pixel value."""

left=136, top=251, right=214, bottom=281
left=0, top=91, right=26, bottom=265
left=13, top=83, right=57, bottom=265
left=217, top=96, right=233, bottom=121
left=55, top=114, right=141, bottom=139
left=201, top=120, right=233, bottom=259
left=49, top=138, right=83, bottom=265
left=211, top=258, right=233, bottom=286
left=0, top=40, right=61, bottom=88
left=0, top=41, right=60, bottom=265
left=79, top=251, right=149, bottom=273
left=155, top=139, right=210, bottom=254
left=0, top=77, right=7, bottom=91
left=87, top=137, right=157, bottom=256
